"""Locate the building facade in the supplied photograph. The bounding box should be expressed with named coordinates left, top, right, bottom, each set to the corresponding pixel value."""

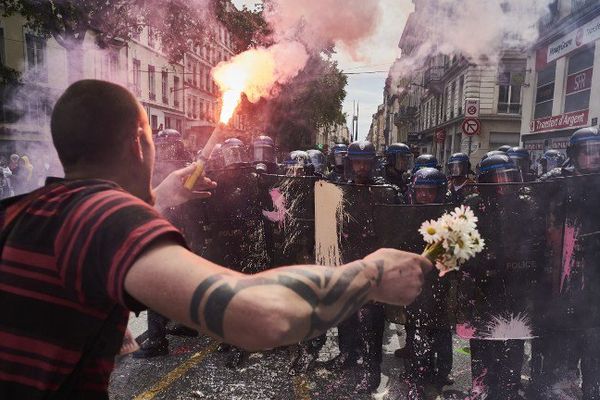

left=0, top=4, right=245, bottom=158
left=520, top=0, right=600, bottom=172
left=389, top=0, right=526, bottom=166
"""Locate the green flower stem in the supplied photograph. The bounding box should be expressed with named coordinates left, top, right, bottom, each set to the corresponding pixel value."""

left=422, top=242, right=445, bottom=263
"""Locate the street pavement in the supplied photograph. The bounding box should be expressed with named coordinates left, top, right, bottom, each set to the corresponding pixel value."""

left=109, top=313, right=533, bottom=400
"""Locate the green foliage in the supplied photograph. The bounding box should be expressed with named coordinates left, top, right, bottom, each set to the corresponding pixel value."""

left=213, top=0, right=272, bottom=52
left=241, top=54, right=348, bottom=152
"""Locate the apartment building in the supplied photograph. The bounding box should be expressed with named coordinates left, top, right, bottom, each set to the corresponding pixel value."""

left=520, top=0, right=600, bottom=170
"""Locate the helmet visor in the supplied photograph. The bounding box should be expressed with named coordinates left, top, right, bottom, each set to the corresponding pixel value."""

left=413, top=186, right=441, bottom=204
left=481, top=169, right=523, bottom=184
left=309, top=154, right=326, bottom=173
left=575, top=141, right=600, bottom=173
left=222, top=146, right=244, bottom=167
left=334, top=152, right=347, bottom=167
left=253, top=146, right=275, bottom=164
left=448, top=162, right=468, bottom=177
left=394, top=154, right=413, bottom=172
left=510, top=157, right=530, bottom=174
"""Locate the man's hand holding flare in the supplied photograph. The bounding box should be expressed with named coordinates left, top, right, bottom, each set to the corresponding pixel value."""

left=184, top=124, right=226, bottom=190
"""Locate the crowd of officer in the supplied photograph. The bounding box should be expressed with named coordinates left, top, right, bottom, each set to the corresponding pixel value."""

left=136, top=126, right=600, bottom=400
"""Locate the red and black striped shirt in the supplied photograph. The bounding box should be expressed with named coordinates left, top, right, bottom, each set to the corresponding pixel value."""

left=0, top=179, right=184, bottom=399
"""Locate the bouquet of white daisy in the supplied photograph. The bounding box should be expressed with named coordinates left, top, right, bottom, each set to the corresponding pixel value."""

left=419, top=205, right=485, bottom=276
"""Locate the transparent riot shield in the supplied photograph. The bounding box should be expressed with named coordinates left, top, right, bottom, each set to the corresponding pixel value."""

left=201, top=167, right=270, bottom=273
left=260, top=175, right=320, bottom=267
left=456, top=182, right=547, bottom=340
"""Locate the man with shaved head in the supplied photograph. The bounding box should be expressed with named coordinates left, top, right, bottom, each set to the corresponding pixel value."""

left=0, top=80, right=431, bottom=398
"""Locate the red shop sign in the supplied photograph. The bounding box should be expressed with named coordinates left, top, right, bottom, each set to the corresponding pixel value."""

left=529, top=109, right=589, bottom=133
left=566, top=68, right=593, bottom=94
left=435, top=129, right=447, bottom=143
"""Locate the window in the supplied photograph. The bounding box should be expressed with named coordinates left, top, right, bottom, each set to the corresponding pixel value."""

left=162, top=70, right=169, bottom=104
left=497, top=70, right=522, bottom=114
left=199, top=99, right=204, bottom=119
left=148, top=27, right=155, bottom=48
left=25, top=33, right=47, bottom=81
left=0, top=28, right=5, bottom=66
left=187, top=96, right=192, bottom=118
left=148, top=65, right=156, bottom=100
left=192, top=97, right=197, bottom=119
left=151, top=115, right=158, bottom=131
left=133, top=59, right=141, bottom=96
left=192, top=63, right=197, bottom=87
left=458, top=76, right=464, bottom=115
left=565, top=47, right=594, bottom=113
left=176, top=119, right=182, bottom=133
left=450, top=82, right=456, bottom=119
left=534, top=63, right=556, bottom=119
left=173, top=76, right=180, bottom=108
left=165, top=116, right=171, bottom=129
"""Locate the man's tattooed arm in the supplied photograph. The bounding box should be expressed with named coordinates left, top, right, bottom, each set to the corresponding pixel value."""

left=189, top=259, right=386, bottom=348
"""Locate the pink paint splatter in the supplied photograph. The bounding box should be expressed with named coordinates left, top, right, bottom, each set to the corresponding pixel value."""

left=561, top=222, right=579, bottom=292
left=456, top=323, right=477, bottom=339
left=262, top=188, right=289, bottom=224
left=466, top=368, right=488, bottom=400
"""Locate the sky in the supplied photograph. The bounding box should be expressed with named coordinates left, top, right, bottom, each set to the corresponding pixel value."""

left=231, top=0, right=414, bottom=140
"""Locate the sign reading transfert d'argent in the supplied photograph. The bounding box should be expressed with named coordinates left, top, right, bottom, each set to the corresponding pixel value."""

left=547, top=15, right=600, bottom=63
left=529, top=110, right=589, bottom=133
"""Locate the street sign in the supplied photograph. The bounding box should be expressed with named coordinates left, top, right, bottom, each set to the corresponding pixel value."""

left=462, top=117, right=481, bottom=136
left=465, top=99, right=480, bottom=117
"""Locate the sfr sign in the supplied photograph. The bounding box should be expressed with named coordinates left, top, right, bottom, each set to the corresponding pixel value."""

left=566, top=68, right=593, bottom=94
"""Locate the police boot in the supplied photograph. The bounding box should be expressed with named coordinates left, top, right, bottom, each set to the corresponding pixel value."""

left=354, top=364, right=381, bottom=394
left=404, top=379, right=426, bottom=400
left=132, top=338, right=169, bottom=358
left=225, top=347, right=249, bottom=369
left=289, top=348, right=317, bottom=376
left=322, top=351, right=358, bottom=371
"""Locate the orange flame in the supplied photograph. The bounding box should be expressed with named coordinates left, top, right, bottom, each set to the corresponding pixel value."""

left=213, top=41, right=309, bottom=125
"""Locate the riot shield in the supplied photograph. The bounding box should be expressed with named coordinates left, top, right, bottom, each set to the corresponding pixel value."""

left=456, top=182, right=547, bottom=340
left=201, top=167, right=270, bottom=273
left=539, top=173, right=600, bottom=332
left=374, top=203, right=454, bottom=329
left=260, top=175, right=320, bottom=267
left=337, top=183, right=400, bottom=264
left=166, top=198, right=210, bottom=257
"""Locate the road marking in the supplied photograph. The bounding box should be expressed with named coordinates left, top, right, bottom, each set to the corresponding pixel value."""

left=293, top=375, right=311, bottom=400
left=133, top=342, right=218, bottom=400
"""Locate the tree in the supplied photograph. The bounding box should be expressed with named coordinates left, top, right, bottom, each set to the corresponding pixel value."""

left=213, top=0, right=272, bottom=52
left=240, top=54, right=348, bottom=153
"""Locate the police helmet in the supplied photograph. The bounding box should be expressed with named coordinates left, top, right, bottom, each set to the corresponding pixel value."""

left=541, top=149, right=566, bottom=174
left=329, top=143, right=348, bottom=169
left=447, top=153, right=471, bottom=178
left=567, top=127, right=600, bottom=173
left=507, top=147, right=531, bottom=175
left=307, top=149, right=326, bottom=174
left=477, top=154, right=522, bottom=184
left=385, top=143, right=413, bottom=172
left=221, top=138, right=246, bottom=168
left=347, top=141, right=376, bottom=160
left=252, top=135, right=276, bottom=165
left=207, top=143, right=225, bottom=170
left=413, top=154, right=438, bottom=172
left=497, top=145, right=512, bottom=153
left=412, top=167, right=447, bottom=204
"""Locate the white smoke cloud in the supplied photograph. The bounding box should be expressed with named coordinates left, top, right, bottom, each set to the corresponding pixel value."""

left=390, top=0, right=555, bottom=83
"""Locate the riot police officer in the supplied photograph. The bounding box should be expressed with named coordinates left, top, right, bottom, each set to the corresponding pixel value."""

left=446, top=153, right=475, bottom=203
left=403, top=168, right=454, bottom=399
left=327, top=143, right=348, bottom=182
left=221, top=138, right=248, bottom=169
left=413, top=154, right=439, bottom=174
left=384, top=143, right=413, bottom=197
left=460, top=154, right=544, bottom=400
left=306, top=149, right=327, bottom=177
left=507, top=146, right=535, bottom=182
left=498, top=144, right=512, bottom=153
left=539, top=149, right=566, bottom=176
left=285, top=150, right=310, bottom=177
left=325, top=141, right=392, bottom=393
left=251, top=135, right=277, bottom=174
left=533, top=127, right=600, bottom=400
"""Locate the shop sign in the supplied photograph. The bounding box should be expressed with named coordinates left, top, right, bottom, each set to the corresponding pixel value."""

left=547, top=14, right=600, bottom=63
left=530, top=109, right=589, bottom=133
left=566, top=68, right=593, bottom=94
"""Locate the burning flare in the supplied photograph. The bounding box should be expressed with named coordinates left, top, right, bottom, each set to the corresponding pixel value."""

left=212, top=41, right=309, bottom=123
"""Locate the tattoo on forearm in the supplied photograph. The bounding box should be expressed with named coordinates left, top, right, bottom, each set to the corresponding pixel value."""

left=189, top=260, right=383, bottom=341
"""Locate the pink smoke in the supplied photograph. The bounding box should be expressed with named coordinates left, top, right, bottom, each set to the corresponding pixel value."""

left=263, top=188, right=289, bottom=224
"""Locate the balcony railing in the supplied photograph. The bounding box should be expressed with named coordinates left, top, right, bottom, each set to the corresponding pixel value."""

left=394, top=106, right=418, bottom=124
left=423, top=66, right=445, bottom=89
